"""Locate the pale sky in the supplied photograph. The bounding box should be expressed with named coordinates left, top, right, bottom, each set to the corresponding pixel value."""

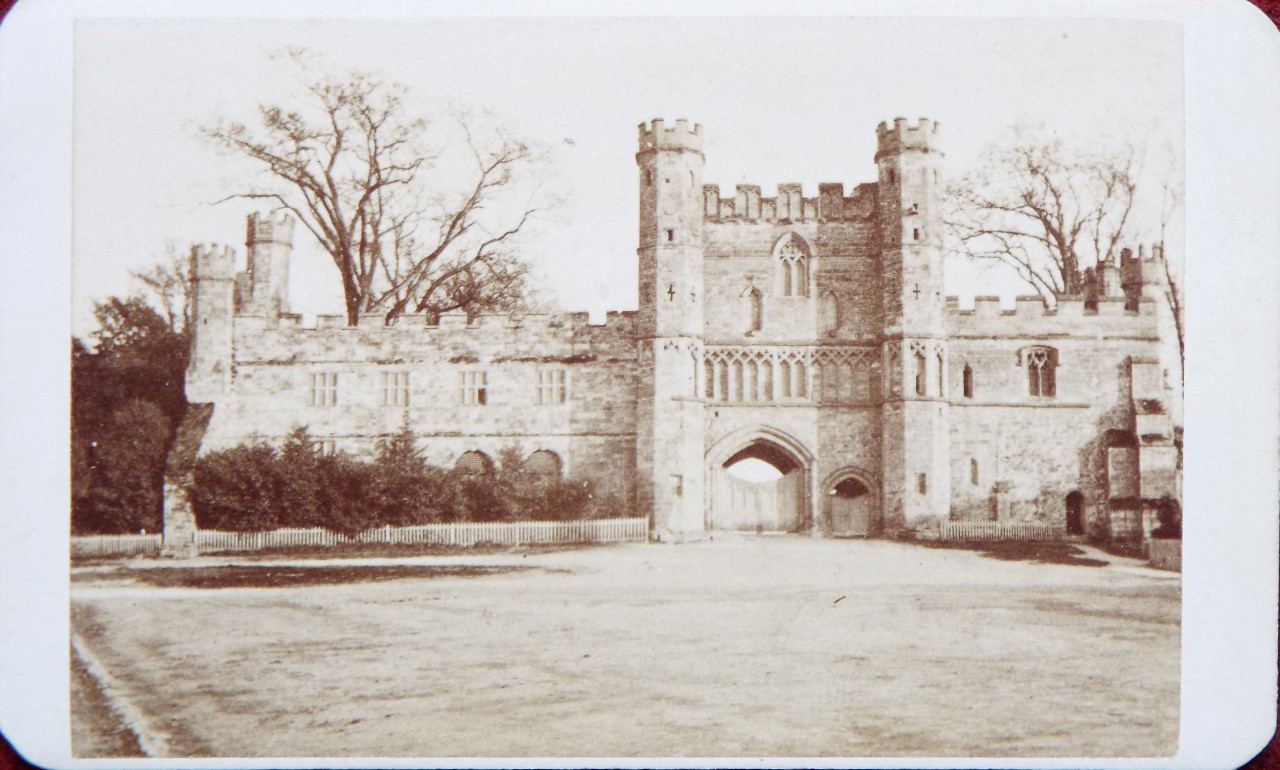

left=72, top=16, right=1183, bottom=333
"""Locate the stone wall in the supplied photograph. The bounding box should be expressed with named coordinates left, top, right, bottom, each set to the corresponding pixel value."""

left=197, top=310, right=641, bottom=513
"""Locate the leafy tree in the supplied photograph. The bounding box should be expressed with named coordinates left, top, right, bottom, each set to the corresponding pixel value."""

left=369, top=422, right=450, bottom=525
left=72, top=289, right=191, bottom=534
left=946, top=126, right=1139, bottom=299
left=276, top=427, right=323, bottom=527
left=203, top=51, right=553, bottom=325
left=72, top=400, right=171, bottom=534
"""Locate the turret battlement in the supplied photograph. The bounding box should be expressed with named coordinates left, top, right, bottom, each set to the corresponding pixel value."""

left=702, top=182, right=877, bottom=221
left=191, top=244, right=236, bottom=279
left=246, top=211, right=296, bottom=243
left=875, top=117, right=942, bottom=159
left=637, top=118, right=703, bottom=153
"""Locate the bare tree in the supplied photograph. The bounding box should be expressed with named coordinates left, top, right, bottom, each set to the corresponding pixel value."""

left=130, top=243, right=191, bottom=334
left=1155, top=181, right=1185, bottom=369
left=945, top=126, right=1139, bottom=301
left=204, top=53, right=552, bottom=325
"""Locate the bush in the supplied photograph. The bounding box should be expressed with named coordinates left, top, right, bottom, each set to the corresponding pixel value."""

left=192, top=434, right=619, bottom=533
left=190, top=442, right=284, bottom=532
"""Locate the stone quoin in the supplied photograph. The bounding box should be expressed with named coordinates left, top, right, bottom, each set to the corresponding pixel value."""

left=162, top=118, right=1179, bottom=555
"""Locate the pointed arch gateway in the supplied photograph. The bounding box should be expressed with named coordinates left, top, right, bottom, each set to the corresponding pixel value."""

left=705, top=426, right=815, bottom=533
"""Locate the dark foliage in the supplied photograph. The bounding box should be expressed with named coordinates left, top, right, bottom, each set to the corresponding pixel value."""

left=190, top=438, right=603, bottom=533
left=71, top=296, right=189, bottom=534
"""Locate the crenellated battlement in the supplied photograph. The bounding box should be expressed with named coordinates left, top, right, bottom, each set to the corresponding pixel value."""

left=637, top=118, right=703, bottom=153
left=246, top=211, right=296, bottom=243
left=875, top=116, right=942, bottom=160
left=230, top=308, right=639, bottom=367
left=253, top=308, right=637, bottom=339
left=702, top=182, right=877, bottom=222
left=944, top=294, right=1160, bottom=339
left=191, top=243, right=236, bottom=279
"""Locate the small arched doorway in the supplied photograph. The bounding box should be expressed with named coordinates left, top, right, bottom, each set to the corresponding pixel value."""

left=822, top=469, right=880, bottom=537
left=1065, top=491, right=1085, bottom=536
left=707, top=432, right=811, bottom=533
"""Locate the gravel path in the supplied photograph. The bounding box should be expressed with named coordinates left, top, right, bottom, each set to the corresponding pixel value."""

left=70, top=538, right=1179, bottom=759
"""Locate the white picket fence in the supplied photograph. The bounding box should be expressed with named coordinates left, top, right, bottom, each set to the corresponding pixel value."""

left=73, top=518, right=648, bottom=558
left=71, top=533, right=163, bottom=558
left=938, top=521, right=1061, bottom=542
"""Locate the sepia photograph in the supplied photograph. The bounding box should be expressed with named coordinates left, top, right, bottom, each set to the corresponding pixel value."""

left=0, top=2, right=1275, bottom=766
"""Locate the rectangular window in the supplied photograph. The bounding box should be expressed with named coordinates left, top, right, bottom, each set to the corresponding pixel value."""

left=309, top=372, right=338, bottom=407
left=536, top=369, right=567, bottom=405
left=313, top=439, right=337, bottom=456
left=460, top=371, right=488, bottom=406
left=381, top=371, right=410, bottom=407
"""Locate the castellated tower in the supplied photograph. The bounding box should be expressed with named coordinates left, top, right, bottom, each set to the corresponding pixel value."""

left=241, top=211, right=295, bottom=317
left=634, top=119, right=707, bottom=536
left=186, top=243, right=236, bottom=403
left=876, top=118, right=951, bottom=529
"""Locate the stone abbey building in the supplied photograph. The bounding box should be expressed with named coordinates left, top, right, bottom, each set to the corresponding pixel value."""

left=165, top=117, right=1179, bottom=549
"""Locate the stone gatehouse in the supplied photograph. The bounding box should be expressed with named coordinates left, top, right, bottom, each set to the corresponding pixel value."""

left=165, top=117, right=1179, bottom=550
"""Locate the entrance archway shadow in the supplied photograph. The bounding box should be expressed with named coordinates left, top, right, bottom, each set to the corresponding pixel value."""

left=706, top=427, right=814, bottom=533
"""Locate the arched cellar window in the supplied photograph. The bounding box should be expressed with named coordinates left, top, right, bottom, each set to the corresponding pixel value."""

left=1024, top=346, right=1058, bottom=398
left=746, top=288, right=763, bottom=333
left=962, top=363, right=974, bottom=399
left=455, top=450, right=494, bottom=477
left=775, top=233, right=810, bottom=298
left=527, top=450, right=562, bottom=481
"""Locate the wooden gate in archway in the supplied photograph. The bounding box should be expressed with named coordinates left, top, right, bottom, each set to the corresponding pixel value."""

left=822, top=471, right=880, bottom=537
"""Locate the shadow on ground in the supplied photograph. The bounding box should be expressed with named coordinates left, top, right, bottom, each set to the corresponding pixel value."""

left=919, top=541, right=1111, bottom=567
left=75, top=564, right=535, bottom=590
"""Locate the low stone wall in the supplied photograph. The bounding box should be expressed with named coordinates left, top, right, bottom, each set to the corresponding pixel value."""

left=1148, top=538, right=1181, bottom=572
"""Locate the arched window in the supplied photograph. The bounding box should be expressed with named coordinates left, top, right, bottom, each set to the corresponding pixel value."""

left=704, top=360, right=715, bottom=399
left=962, top=363, right=974, bottom=399
left=936, top=351, right=945, bottom=397
left=1024, top=347, right=1058, bottom=397
left=794, top=361, right=808, bottom=398
left=455, top=451, right=494, bottom=477
left=821, top=291, right=839, bottom=334
left=527, top=450, right=562, bottom=481
left=779, top=360, right=792, bottom=398
left=970, top=458, right=979, bottom=486
left=746, top=288, right=763, bottom=333
left=775, top=233, right=810, bottom=297
left=913, top=351, right=927, bottom=396
left=760, top=360, right=773, bottom=401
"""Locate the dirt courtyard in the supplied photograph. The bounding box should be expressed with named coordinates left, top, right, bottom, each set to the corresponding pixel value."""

left=70, top=537, right=1180, bottom=759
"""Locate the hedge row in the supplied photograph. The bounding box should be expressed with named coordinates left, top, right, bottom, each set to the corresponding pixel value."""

left=190, top=427, right=611, bottom=534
